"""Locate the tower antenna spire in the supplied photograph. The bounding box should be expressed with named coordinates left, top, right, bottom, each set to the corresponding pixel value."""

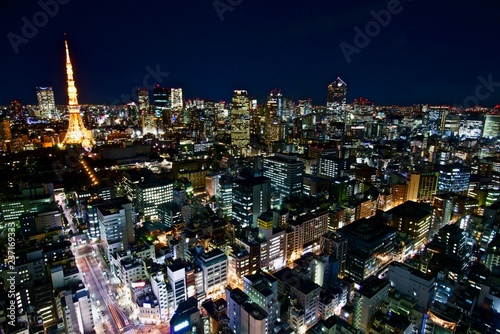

left=61, top=37, right=95, bottom=151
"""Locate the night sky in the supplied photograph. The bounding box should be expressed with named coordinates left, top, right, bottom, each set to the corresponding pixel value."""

left=2, top=0, right=500, bottom=107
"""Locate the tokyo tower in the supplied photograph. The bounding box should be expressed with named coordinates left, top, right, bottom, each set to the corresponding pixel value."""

left=61, top=38, right=95, bottom=150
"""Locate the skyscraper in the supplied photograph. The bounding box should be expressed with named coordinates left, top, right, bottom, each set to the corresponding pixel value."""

left=327, top=77, right=347, bottom=122
left=231, top=90, right=250, bottom=154
left=170, top=88, right=183, bottom=109
left=153, top=85, right=169, bottom=118
left=406, top=171, right=439, bottom=203
left=263, top=153, right=304, bottom=205
left=137, top=88, right=149, bottom=113
left=61, top=39, right=95, bottom=150
left=232, top=176, right=271, bottom=228
left=36, top=86, right=56, bottom=119
left=437, top=164, right=471, bottom=195
left=265, top=89, right=282, bottom=146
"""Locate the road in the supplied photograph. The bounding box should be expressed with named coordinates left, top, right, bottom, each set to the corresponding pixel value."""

left=75, top=243, right=135, bottom=334
left=60, top=187, right=136, bottom=334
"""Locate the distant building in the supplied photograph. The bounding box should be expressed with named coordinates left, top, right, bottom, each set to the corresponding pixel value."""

left=170, top=88, right=183, bottom=109
left=231, top=90, right=250, bottom=153
left=263, top=153, right=305, bottom=205
left=36, top=86, right=56, bottom=119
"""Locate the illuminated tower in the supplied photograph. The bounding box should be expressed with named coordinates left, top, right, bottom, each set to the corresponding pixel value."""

left=327, top=77, right=347, bottom=122
left=36, top=87, right=56, bottom=119
left=230, top=90, right=250, bottom=153
left=61, top=39, right=95, bottom=150
left=170, top=88, right=183, bottom=109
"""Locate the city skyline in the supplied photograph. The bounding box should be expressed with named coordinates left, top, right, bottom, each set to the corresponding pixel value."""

left=1, top=0, right=500, bottom=107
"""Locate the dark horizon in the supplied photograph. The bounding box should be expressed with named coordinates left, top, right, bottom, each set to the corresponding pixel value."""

left=2, top=0, right=500, bottom=107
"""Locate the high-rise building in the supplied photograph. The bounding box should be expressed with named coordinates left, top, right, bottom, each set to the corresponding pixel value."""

left=388, top=262, right=436, bottom=310
left=437, top=164, right=471, bottom=195
left=258, top=212, right=286, bottom=272
left=226, top=287, right=268, bottom=334
left=327, top=77, right=347, bottom=122
left=243, top=272, right=279, bottom=334
left=485, top=234, right=500, bottom=273
left=406, top=171, right=439, bottom=203
left=57, top=282, right=94, bottom=333
left=337, top=214, right=397, bottom=283
left=273, top=267, right=321, bottom=332
left=353, top=276, right=390, bottom=333
left=153, top=85, right=169, bottom=118
left=137, top=88, right=149, bottom=112
left=98, top=201, right=134, bottom=259
left=232, top=176, right=271, bottom=228
left=196, top=248, right=228, bottom=300
left=320, top=232, right=348, bottom=278
left=231, top=90, right=250, bottom=153
left=135, top=178, right=174, bottom=220
left=61, top=39, right=95, bottom=150
left=170, top=88, right=183, bottom=109
left=318, top=153, right=350, bottom=178
left=167, top=261, right=187, bottom=311
left=265, top=89, right=282, bottom=145
left=483, top=114, right=500, bottom=139
left=36, top=86, right=56, bottom=119
left=217, top=175, right=233, bottom=218
left=0, top=120, right=12, bottom=140
left=263, top=153, right=304, bottom=205
left=385, top=201, right=434, bottom=251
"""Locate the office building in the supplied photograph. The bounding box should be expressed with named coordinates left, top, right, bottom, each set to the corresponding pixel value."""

left=320, top=232, right=348, bottom=278
left=226, top=287, right=268, bottom=334
left=338, top=214, right=397, bottom=282
left=135, top=178, right=174, bottom=220
left=36, top=86, right=56, bottom=118
left=243, top=271, right=279, bottom=334
left=263, top=153, right=305, bottom=204
left=273, top=267, right=321, bottom=332
left=169, top=297, right=203, bottom=334
left=138, top=88, right=150, bottom=113
left=353, top=276, right=390, bottom=333
left=485, top=234, right=500, bottom=272
left=286, top=210, right=329, bottom=262
left=385, top=201, right=434, bottom=251
left=57, top=281, right=94, bottom=333
left=170, top=88, right=183, bottom=109
left=196, top=248, right=227, bottom=300
left=153, top=84, right=169, bottom=119
left=406, top=171, right=439, bottom=203
left=167, top=260, right=187, bottom=311
left=388, top=262, right=436, bottom=310
left=232, top=176, right=271, bottom=228
left=483, top=114, right=500, bottom=139
left=327, top=77, right=347, bottom=122
left=231, top=90, right=250, bottom=153
left=437, top=164, right=471, bottom=195
left=318, top=154, right=350, bottom=179
left=98, top=201, right=134, bottom=259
